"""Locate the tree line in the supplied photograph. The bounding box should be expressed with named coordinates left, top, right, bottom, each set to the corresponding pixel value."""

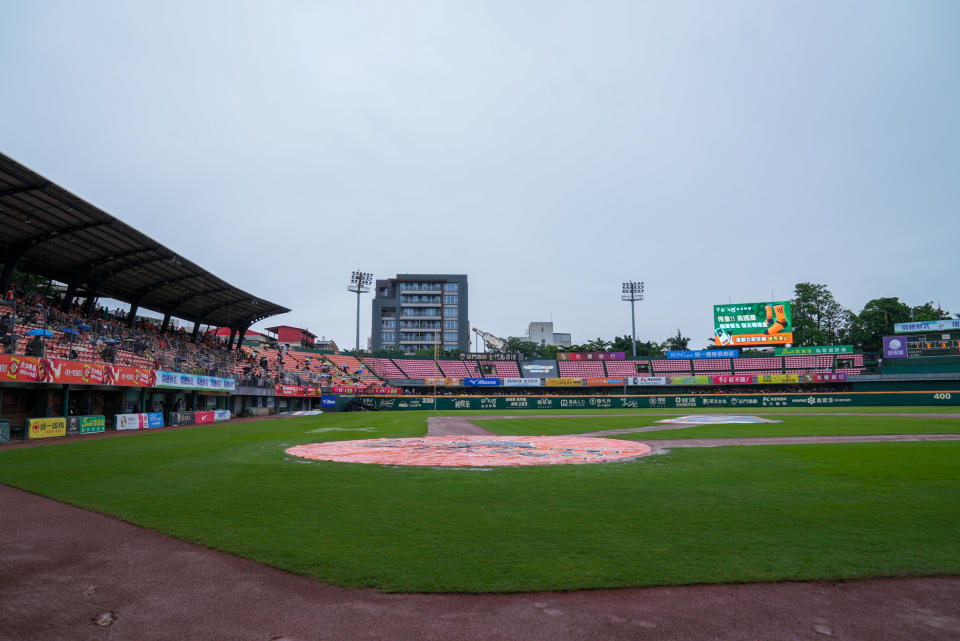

left=497, top=283, right=954, bottom=360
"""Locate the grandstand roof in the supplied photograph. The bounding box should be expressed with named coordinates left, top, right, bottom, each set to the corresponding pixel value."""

left=0, top=152, right=289, bottom=329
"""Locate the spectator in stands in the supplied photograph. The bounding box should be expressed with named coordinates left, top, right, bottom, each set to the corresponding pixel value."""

left=26, top=336, right=43, bottom=356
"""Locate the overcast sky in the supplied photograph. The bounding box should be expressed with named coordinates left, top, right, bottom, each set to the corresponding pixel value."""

left=2, top=1, right=958, bottom=349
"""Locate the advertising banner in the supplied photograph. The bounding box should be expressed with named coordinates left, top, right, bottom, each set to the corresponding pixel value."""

left=814, top=373, right=847, bottom=382
left=463, top=378, right=501, bottom=387
left=557, top=352, right=625, bottom=361
left=521, top=360, right=558, bottom=378
left=146, top=413, right=164, bottom=427
left=194, top=411, right=215, bottom=424
left=545, top=377, right=582, bottom=387
left=776, top=345, right=853, bottom=355
left=459, top=352, right=520, bottom=361
left=425, top=377, right=461, bottom=386
left=167, top=411, right=196, bottom=427
left=894, top=319, right=960, bottom=333
left=27, top=417, right=66, bottom=439
left=115, top=413, right=146, bottom=430
left=712, top=375, right=754, bottom=385
left=65, top=415, right=106, bottom=435
left=155, top=370, right=235, bottom=391
left=0, top=356, right=156, bottom=387
left=358, top=392, right=960, bottom=411
left=321, top=396, right=337, bottom=408
left=503, top=377, right=542, bottom=387
left=669, top=376, right=711, bottom=386
left=667, top=349, right=739, bottom=360
left=628, top=376, right=668, bottom=386
left=585, top=377, right=625, bottom=386
left=213, top=410, right=231, bottom=422
left=757, top=374, right=801, bottom=384
left=713, top=301, right=793, bottom=347
left=369, top=387, right=400, bottom=394
left=883, top=336, right=909, bottom=359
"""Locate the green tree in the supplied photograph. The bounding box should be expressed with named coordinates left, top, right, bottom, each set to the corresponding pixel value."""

left=586, top=337, right=612, bottom=352
left=503, top=338, right=541, bottom=360
left=911, top=302, right=951, bottom=322
left=847, top=297, right=912, bottom=351
left=790, top=282, right=848, bottom=346
left=665, top=329, right=690, bottom=351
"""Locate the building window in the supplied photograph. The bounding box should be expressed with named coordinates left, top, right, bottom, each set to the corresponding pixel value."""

left=382, top=320, right=395, bottom=329
left=444, top=306, right=458, bottom=317
left=382, top=332, right=396, bottom=342
left=444, top=283, right=458, bottom=292
left=443, top=320, right=458, bottom=329
left=444, top=295, right=458, bottom=304
left=444, top=332, right=458, bottom=342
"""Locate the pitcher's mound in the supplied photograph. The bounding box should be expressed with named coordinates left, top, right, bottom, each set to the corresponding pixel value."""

left=286, top=435, right=652, bottom=467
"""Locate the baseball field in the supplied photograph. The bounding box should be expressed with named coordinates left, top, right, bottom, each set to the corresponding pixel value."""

left=0, top=407, right=958, bottom=594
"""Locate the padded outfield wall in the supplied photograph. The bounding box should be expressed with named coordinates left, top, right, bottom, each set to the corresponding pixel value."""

left=348, top=390, right=960, bottom=411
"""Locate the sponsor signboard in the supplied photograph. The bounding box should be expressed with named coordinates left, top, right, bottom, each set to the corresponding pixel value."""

left=356, top=392, right=960, bottom=411
left=585, top=377, right=625, bottom=386
left=557, top=352, right=625, bottom=361
left=1, top=355, right=39, bottom=382
left=713, top=301, right=793, bottom=347
left=667, top=349, right=739, bottom=359
left=321, top=396, right=337, bottom=408
left=0, top=356, right=156, bottom=387
left=66, top=415, right=106, bottom=435
left=503, top=377, right=542, bottom=387
left=213, top=410, right=231, bottom=422
left=167, top=411, right=196, bottom=427
left=712, top=375, right=754, bottom=385
left=147, top=412, right=165, bottom=427
left=628, top=376, right=668, bottom=386
left=27, top=417, right=67, bottom=439
left=669, top=376, right=711, bottom=386
left=115, top=413, right=146, bottom=430
left=775, top=345, right=853, bottom=355
left=459, top=352, right=519, bottom=361
left=155, top=370, right=235, bottom=391
left=894, top=319, right=960, bottom=333
left=545, top=377, right=582, bottom=387
left=463, top=378, right=501, bottom=387
left=195, top=411, right=215, bottom=424
left=757, top=374, right=800, bottom=384
left=883, top=336, right=909, bottom=359
left=814, top=373, right=846, bottom=382
left=425, top=377, right=461, bottom=386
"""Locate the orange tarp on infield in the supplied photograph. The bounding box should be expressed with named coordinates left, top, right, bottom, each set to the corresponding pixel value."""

left=286, top=436, right=652, bottom=467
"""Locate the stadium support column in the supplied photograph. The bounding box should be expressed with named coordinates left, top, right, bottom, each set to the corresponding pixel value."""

left=126, top=300, right=139, bottom=327
left=191, top=319, right=201, bottom=343
left=161, top=312, right=171, bottom=334
left=236, top=326, right=248, bottom=351
left=61, top=279, right=77, bottom=312
left=82, top=284, right=98, bottom=317
left=227, top=327, right=237, bottom=349
left=0, top=250, right=24, bottom=295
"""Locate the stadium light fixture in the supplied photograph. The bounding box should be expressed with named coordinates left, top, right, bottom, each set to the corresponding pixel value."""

left=621, top=281, right=644, bottom=358
left=348, top=270, right=373, bottom=353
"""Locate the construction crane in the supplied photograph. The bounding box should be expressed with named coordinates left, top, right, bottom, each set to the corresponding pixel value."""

left=472, top=326, right=507, bottom=352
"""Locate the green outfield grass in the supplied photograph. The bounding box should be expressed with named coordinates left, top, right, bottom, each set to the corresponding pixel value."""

left=479, top=414, right=960, bottom=439
left=1, top=410, right=959, bottom=593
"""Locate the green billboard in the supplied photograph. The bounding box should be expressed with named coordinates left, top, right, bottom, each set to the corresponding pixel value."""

left=713, top=301, right=793, bottom=347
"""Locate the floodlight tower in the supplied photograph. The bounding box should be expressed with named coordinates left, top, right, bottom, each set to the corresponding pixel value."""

left=622, top=281, right=645, bottom=358
left=348, top=270, right=372, bottom=353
